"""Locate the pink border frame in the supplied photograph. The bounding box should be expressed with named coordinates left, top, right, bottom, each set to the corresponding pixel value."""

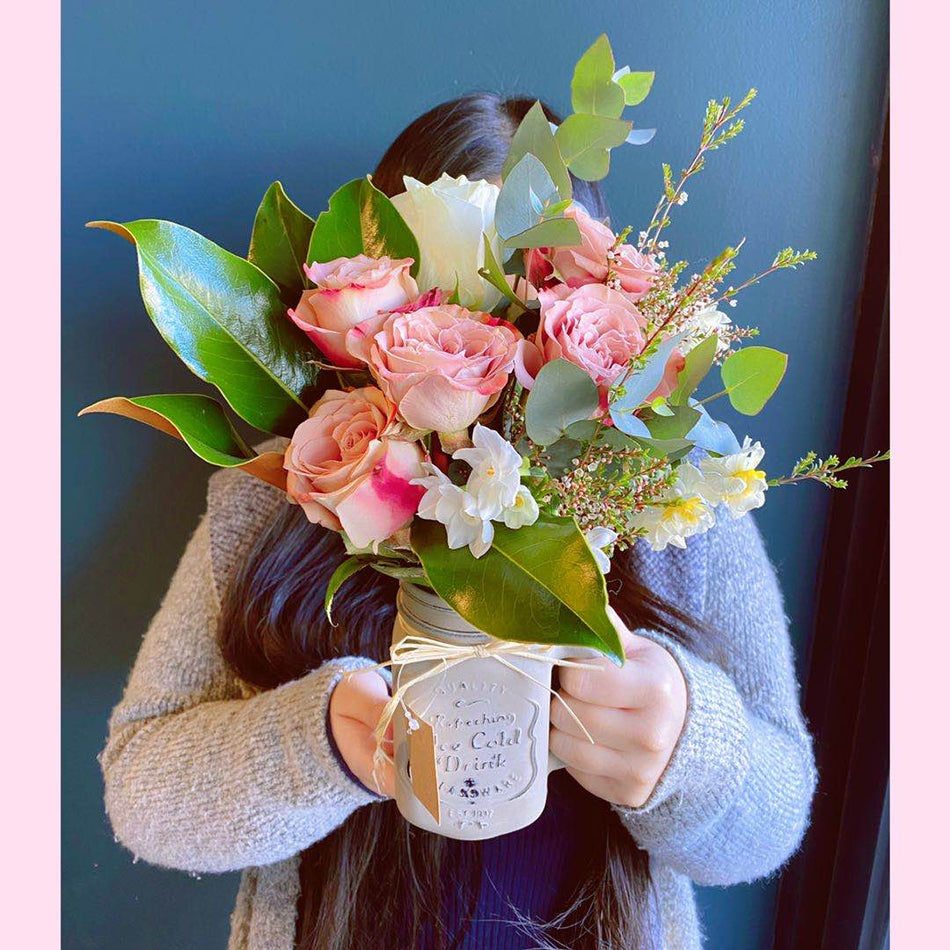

left=0, top=1, right=942, bottom=946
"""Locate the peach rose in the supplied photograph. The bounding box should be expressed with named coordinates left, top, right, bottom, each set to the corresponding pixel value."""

left=284, top=387, right=426, bottom=548
left=345, top=304, right=520, bottom=433
left=288, top=255, right=417, bottom=367
left=515, top=283, right=682, bottom=406
left=525, top=206, right=659, bottom=301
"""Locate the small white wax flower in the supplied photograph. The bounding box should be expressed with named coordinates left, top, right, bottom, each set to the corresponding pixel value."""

left=680, top=305, right=732, bottom=354
left=700, top=437, right=768, bottom=518
left=413, top=463, right=494, bottom=557
left=502, top=486, right=540, bottom=529
left=631, top=463, right=717, bottom=552
left=584, top=526, right=618, bottom=573
left=454, top=424, right=524, bottom=520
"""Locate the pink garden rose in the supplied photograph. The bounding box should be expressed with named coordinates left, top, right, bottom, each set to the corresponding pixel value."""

left=345, top=304, right=520, bottom=433
left=525, top=206, right=659, bottom=301
left=288, top=255, right=417, bottom=367
left=515, top=283, right=683, bottom=407
left=283, top=387, right=426, bottom=549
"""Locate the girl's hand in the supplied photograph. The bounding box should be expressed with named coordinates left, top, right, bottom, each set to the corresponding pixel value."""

left=329, top=670, right=395, bottom=798
left=550, top=607, right=687, bottom=808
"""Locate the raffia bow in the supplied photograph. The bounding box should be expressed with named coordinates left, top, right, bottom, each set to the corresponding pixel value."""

left=351, top=633, right=599, bottom=794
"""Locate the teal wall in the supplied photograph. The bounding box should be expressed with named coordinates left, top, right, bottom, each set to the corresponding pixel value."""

left=62, top=2, right=888, bottom=946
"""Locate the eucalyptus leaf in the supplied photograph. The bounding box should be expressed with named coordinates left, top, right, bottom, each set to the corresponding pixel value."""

left=609, top=411, right=651, bottom=437
left=685, top=404, right=741, bottom=455
left=555, top=114, right=631, bottom=182
left=496, top=154, right=558, bottom=241
left=536, top=437, right=584, bottom=476
left=609, top=332, right=686, bottom=422
left=501, top=101, right=572, bottom=201
left=504, top=216, right=582, bottom=250
left=631, top=435, right=696, bottom=462
left=644, top=404, right=702, bottom=440
left=615, top=70, right=655, bottom=106
left=307, top=176, right=420, bottom=277
left=88, top=220, right=320, bottom=436
left=670, top=335, right=718, bottom=406
left=721, top=346, right=788, bottom=416
left=525, top=359, right=600, bottom=445
left=477, top=235, right=525, bottom=307
left=625, top=128, right=657, bottom=146
left=78, top=393, right=287, bottom=488
left=247, top=181, right=314, bottom=303
left=571, top=35, right=625, bottom=119
left=411, top=515, right=623, bottom=663
left=325, top=557, right=370, bottom=624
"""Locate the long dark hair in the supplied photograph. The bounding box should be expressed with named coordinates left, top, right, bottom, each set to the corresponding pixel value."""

left=219, top=94, right=704, bottom=949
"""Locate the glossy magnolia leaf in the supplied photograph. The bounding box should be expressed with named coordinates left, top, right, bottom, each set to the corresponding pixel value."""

left=555, top=113, right=631, bottom=182
left=670, top=335, right=719, bottom=406
left=615, top=69, right=655, bottom=106
left=609, top=332, right=686, bottom=429
left=307, top=176, right=420, bottom=276
left=79, top=394, right=287, bottom=489
left=248, top=181, right=315, bottom=303
left=88, top=220, right=319, bottom=436
left=411, top=515, right=623, bottom=663
left=501, top=101, right=572, bottom=201
left=503, top=215, right=582, bottom=251
left=571, top=34, right=625, bottom=119
left=477, top=235, right=525, bottom=308
left=644, top=404, right=702, bottom=441
left=496, top=154, right=559, bottom=241
left=721, top=346, right=788, bottom=416
left=685, top=403, right=741, bottom=456
left=525, top=359, right=600, bottom=445
left=324, top=556, right=370, bottom=625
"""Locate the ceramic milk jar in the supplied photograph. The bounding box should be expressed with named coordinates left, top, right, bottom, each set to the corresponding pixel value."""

left=390, top=581, right=596, bottom=840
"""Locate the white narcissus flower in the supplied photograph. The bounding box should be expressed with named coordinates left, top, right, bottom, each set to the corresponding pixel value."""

left=413, top=463, right=494, bottom=558
left=454, top=424, right=524, bottom=520
left=502, top=486, right=540, bottom=529
left=584, top=526, right=618, bottom=574
left=631, top=463, right=717, bottom=552
left=700, top=437, right=768, bottom=518
left=391, top=173, right=504, bottom=311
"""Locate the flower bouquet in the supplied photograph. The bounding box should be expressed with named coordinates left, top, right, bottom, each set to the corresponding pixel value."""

left=82, top=35, right=887, bottom=838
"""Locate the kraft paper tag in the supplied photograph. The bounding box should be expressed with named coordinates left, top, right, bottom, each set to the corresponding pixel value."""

left=406, top=705, right=441, bottom=825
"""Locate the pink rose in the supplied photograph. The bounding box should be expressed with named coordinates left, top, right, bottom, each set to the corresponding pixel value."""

left=288, top=255, right=417, bottom=367
left=525, top=206, right=659, bottom=301
left=515, top=283, right=682, bottom=406
left=284, top=387, right=426, bottom=548
left=345, top=304, right=520, bottom=433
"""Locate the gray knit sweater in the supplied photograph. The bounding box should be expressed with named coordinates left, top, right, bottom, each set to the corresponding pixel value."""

left=101, top=462, right=816, bottom=949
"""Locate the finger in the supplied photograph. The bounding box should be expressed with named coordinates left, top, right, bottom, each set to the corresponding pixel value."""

left=558, top=652, right=666, bottom=709
left=565, top=766, right=652, bottom=810
left=548, top=725, right=628, bottom=778
left=333, top=671, right=391, bottom=728
left=550, top=693, right=641, bottom=749
left=332, top=714, right=395, bottom=798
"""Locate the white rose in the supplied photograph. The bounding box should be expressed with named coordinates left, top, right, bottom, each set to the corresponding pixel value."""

left=391, top=173, right=504, bottom=311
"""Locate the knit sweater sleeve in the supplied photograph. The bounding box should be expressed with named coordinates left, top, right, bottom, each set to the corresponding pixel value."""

left=612, top=513, right=817, bottom=886
left=100, top=467, right=378, bottom=874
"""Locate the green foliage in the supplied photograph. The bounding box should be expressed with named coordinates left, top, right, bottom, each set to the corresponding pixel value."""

left=609, top=332, right=686, bottom=433
left=503, top=216, right=582, bottom=250
left=643, top=404, right=701, bottom=440
left=615, top=69, right=655, bottom=106
left=411, top=515, right=624, bottom=663
left=87, top=220, right=320, bottom=436
left=247, top=182, right=314, bottom=303
left=771, top=247, right=818, bottom=269
left=496, top=154, right=560, bottom=241
left=525, top=359, right=601, bottom=445
left=307, top=176, right=419, bottom=276
left=720, top=346, right=788, bottom=416
left=325, top=557, right=371, bottom=625
left=768, top=450, right=891, bottom=489
left=670, top=335, right=718, bottom=405
left=555, top=113, right=631, bottom=181
left=685, top=404, right=741, bottom=456
left=501, top=101, right=572, bottom=201
left=477, top=235, right=528, bottom=308
left=571, top=35, right=625, bottom=119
